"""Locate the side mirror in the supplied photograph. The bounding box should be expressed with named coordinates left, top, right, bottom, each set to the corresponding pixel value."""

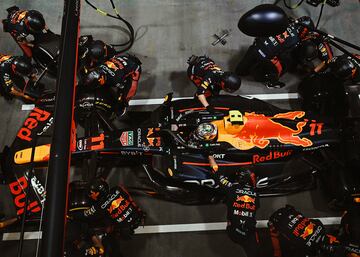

left=238, top=4, right=289, bottom=37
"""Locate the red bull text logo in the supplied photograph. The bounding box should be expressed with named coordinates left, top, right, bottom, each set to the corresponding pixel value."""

left=17, top=108, right=51, bottom=142
left=253, top=150, right=293, bottom=164
left=9, top=176, right=41, bottom=216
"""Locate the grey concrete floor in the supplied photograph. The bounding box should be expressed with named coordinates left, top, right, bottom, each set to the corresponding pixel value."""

left=0, top=0, right=359, bottom=257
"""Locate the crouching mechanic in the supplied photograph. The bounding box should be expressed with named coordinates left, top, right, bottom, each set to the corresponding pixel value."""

left=187, top=55, right=241, bottom=112
left=70, top=178, right=145, bottom=256
left=80, top=54, right=142, bottom=116
left=269, top=205, right=360, bottom=257
left=78, top=35, right=117, bottom=77
left=0, top=54, right=39, bottom=101
left=236, top=16, right=332, bottom=88
left=211, top=167, right=259, bottom=255
left=2, top=6, right=50, bottom=56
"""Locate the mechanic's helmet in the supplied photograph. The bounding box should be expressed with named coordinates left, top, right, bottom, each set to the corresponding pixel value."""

left=89, top=40, right=107, bottom=62
left=297, top=16, right=315, bottom=38
left=222, top=72, right=241, bottom=93
left=87, top=178, right=109, bottom=201
left=82, top=69, right=106, bottom=88
left=25, top=10, right=46, bottom=33
left=195, top=123, right=218, bottom=141
left=330, top=55, right=356, bottom=80
left=11, top=56, right=33, bottom=76
left=297, top=40, right=318, bottom=61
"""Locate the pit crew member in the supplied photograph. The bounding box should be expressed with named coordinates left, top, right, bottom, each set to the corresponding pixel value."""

left=187, top=55, right=241, bottom=112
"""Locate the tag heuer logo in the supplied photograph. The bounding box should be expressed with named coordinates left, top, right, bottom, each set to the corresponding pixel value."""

left=120, top=131, right=134, bottom=146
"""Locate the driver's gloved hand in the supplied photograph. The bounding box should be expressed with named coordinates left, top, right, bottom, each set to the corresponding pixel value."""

left=206, top=105, right=215, bottom=114
left=269, top=205, right=326, bottom=254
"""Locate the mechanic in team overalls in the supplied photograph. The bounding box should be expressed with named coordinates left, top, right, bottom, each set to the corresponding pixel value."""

left=236, top=16, right=333, bottom=88
left=80, top=54, right=142, bottom=116
left=211, top=167, right=259, bottom=255
left=269, top=205, right=360, bottom=257
left=0, top=54, right=39, bottom=101
left=2, top=6, right=50, bottom=55
left=326, top=54, right=360, bottom=83
left=78, top=35, right=117, bottom=78
left=70, top=178, right=145, bottom=257
left=187, top=55, right=241, bottom=113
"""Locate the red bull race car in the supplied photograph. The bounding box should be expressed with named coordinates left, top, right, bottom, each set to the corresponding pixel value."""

left=0, top=92, right=359, bottom=220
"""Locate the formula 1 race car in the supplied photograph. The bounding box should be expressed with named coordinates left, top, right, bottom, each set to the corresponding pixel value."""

left=1, top=91, right=359, bottom=220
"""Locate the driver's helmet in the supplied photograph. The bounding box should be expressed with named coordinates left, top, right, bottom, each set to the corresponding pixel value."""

left=25, top=10, right=46, bottom=33
left=194, top=123, right=218, bottom=141
left=222, top=72, right=241, bottom=93
left=87, top=177, right=109, bottom=201
left=11, top=56, right=33, bottom=76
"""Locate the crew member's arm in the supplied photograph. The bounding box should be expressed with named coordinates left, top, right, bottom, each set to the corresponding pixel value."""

left=313, top=34, right=334, bottom=73
left=0, top=217, right=18, bottom=229
left=69, top=204, right=99, bottom=222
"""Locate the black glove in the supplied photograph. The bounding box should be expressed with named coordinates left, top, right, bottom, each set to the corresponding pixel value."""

left=206, top=105, right=215, bottom=113
left=269, top=205, right=326, bottom=254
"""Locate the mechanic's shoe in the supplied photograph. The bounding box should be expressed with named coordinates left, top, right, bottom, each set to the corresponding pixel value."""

left=264, top=80, right=285, bottom=89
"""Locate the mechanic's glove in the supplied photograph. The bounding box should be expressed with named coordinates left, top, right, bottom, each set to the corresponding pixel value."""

left=269, top=205, right=326, bottom=254
left=84, top=246, right=104, bottom=256
left=206, top=105, right=215, bottom=114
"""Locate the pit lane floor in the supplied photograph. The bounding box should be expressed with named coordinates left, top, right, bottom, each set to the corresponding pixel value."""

left=0, top=0, right=359, bottom=256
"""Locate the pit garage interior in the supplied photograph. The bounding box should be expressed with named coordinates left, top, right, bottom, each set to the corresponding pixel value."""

left=0, top=0, right=359, bottom=257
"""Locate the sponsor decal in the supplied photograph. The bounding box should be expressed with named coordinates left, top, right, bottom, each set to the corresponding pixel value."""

left=305, top=225, right=323, bottom=247
left=300, top=222, right=315, bottom=240
left=236, top=195, right=255, bottom=204
left=9, top=176, right=41, bottom=216
left=101, top=191, right=120, bottom=209
left=17, top=108, right=51, bottom=142
left=233, top=202, right=256, bottom=211
left=108, top=196, right=125, bottom=213
left=37, top=117, right=54, bottom=136
left=213, top=111, right=313, bottom=150
left=120, top=131, right=134, bottom=146
left=253, top=150, right=293, bottom=164
left=213, top=154, right=225, bottom=159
